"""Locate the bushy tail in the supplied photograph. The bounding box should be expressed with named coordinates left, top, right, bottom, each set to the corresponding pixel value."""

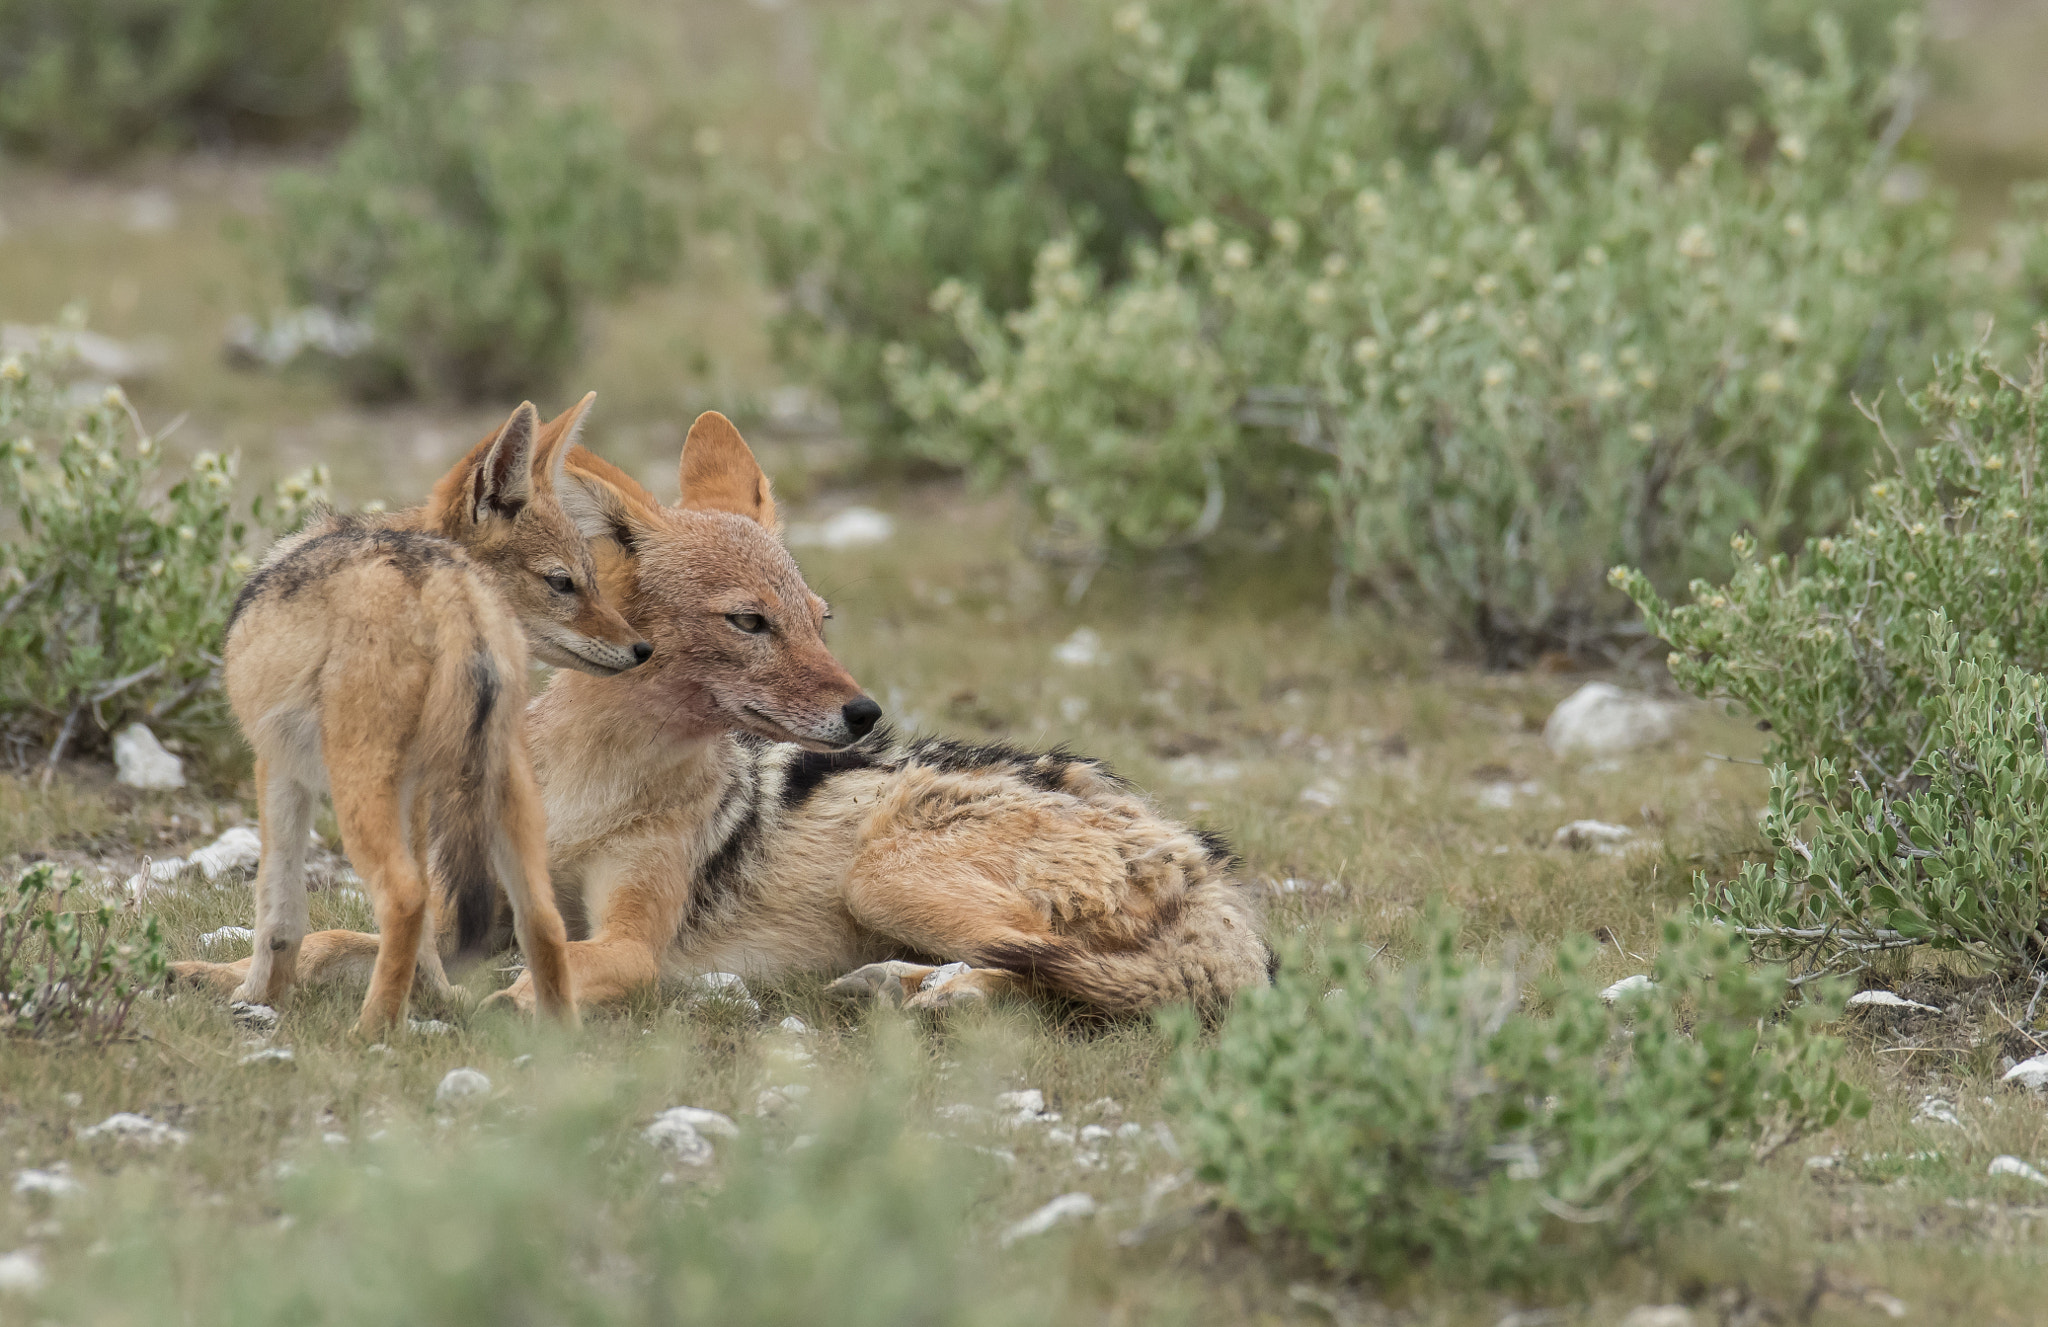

left=970, top=880, right=1270, bottom=1016
left=415, top=635, right=515, bottom=961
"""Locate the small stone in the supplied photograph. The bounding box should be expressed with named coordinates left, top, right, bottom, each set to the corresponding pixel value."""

left=1914, top=1096, right=1963, bottom=1128
left=1600, top=975, right=1654, bottom=1004
left=1543, top=682, right=1677, bottom=758
left=777, top=1015, right=810, bottom=1035
left=78, top=1113, right=188, bottom=1148
left=190, top=827, right=263, bottom=881
left=408, top=1019, right=455, bottom=1036
left=0, top=1248, right=45, bottom=1295
left=1617, top=1308, right=1695, bottom=1327
left=1051, top=628, right=1102, bottom=667
left=998, top=1192, right=1097, bottom=1247
left=12, top=1168, right=80, bottom=1202
left=238, top=1046, right=295, bottom=1067
left=649, top=1106, right=738, bottom=1139
left=995, top=1089, right=1045, bottom=1115
left=1552, top=820, right=1635, bottom=852
left=201, top=926, right=253, bottom=949
left=435, top=1068, right=492, bottom=1105
left=2004, top=1054, right=2048, bottom=1091
left=693, top=972, right=761, bottom=1014
left=1989, top=1154, right=2048, bottom=1186
left=112, top=723, right=184, bottom=790
left=230, top=1001, right=279, bottom=1030
left=1846, top=990, right=1942, bottom=1014
left=643, top=1115, right=714, bottom=1166
left=1085, top=1097, right=1122, bottom=1118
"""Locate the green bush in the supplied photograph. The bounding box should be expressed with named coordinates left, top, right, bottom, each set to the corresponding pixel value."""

left=0, top=0, right=362, bottom=164
left=1169, top=913, right=1861, bottom=1286
left=271, top=8, right=680, bottom=402
left=0, top=331, right=326, bottom=764
left=893, top=7, right=2013, bottom=657
left=0, top=863, right=165, bottom=1044
left=1623, top=335, right=2048, bottom=977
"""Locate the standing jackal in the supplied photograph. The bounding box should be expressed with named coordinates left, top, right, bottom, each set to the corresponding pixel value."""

left=483, top=411, right=1269, bottom=1017
left=172, top=395, right=648, bottom=1035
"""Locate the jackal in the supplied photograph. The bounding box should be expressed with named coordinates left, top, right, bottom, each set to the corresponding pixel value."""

left=170, top=395, right=648, bottom=1035
left=479, top=411, right=1269, bottom=1016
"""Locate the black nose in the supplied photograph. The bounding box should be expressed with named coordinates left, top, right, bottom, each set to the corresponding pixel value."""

left=842, top=695, right=881, bottom=739
left=631, top=641, right=652, bottom=664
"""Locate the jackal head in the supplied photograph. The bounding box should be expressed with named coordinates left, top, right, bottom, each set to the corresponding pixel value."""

left=428, top=395, right=651, bottom=677
left=555, top=412, right=880, bottom=751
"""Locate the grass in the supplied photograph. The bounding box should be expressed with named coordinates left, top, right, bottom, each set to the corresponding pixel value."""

left=5, top=494, right=2048, bottom=1322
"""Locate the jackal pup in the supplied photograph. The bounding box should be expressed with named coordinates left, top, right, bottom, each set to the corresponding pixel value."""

left=173, top=395, right=648, bottom=1035
left=483, top=411, right=1269, bottom=1016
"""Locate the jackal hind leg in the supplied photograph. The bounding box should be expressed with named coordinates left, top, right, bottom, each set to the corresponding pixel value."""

left=329, top=765, right=429, bottom=1039
left=485, top=749, right=577, bottom=1026
left=234, top=756, right=316, bottom=1006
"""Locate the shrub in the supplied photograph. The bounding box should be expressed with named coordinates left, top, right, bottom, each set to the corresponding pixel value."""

left=894, top=8, right=2007, bottom=659
left=0, top=863, right=166, bottom=1044
left=0, top=0, right=362, bottom=164
left=0, top=331, right=326, bottom=765
left=1623, top=335, right=2048, bottom=977
left=1168, top=913, right=1862, bottom=1286
left=271, top=8, right=680, bottom=402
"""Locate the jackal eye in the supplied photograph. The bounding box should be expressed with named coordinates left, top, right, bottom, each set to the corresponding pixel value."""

left=545, top=572, right=576, bottom=595
left=726, top=612, right=768, bottom=635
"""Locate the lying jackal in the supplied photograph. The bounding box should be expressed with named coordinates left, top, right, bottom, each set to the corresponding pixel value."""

left=483, top=411, right=1269, bottom=1015
left=171, top=395, right=647, bottom=1035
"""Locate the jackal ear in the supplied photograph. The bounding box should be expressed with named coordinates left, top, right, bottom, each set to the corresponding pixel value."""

left=561, top=446, right=661, bottom=552
left=475, top=401, right=541, bottom=521
left=679, top=411, right=776, bottom=529
left=531, top=391, right=597, bottom=495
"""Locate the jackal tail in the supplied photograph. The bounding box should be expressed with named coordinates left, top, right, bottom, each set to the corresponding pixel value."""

left=417, top=631, right=518, bottom=960
left=970, top=880, right=1270, bottom=1016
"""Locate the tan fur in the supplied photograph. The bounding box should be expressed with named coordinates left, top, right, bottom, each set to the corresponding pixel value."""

left=479, top=412, right=1270, bottom=1017
left=170, top=396, right=649, bottom=1036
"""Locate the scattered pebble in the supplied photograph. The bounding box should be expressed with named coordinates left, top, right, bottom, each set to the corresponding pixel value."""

left=1989, top=1155, right=2048, bottom=1186
left=1914, top=1096, right=1963, bottom=1129
left=999, top=1192, right=1097, bottom=1247
left=12, top=1168, right=80, bottom=1201
left=643, top=1115, right=715, bottom=1166
left=650, top=1106, right=738, bottom=1139
left=231, top=1002, right=279, bottom=1030
left=239, top=1047, right=296, bottom=1067
left=1298, top=780, right=1341, bottom=809
left=777, top=1015, right=810, bottom=1035
left=1543, top=682, right=1678, bottom=758
left=112, top=723, right=184, bottom=790
left=202, top=926, right=254, bottom=949
left=0, top=1248, right=45, bottom=1295
left=1600, top=975, right=1654, bottom=1004
left=78, top=1113, right=188, bottom=1148
left=694, top=972, right=761, bottom=1014
left=1846, top=990, right=1943, bottom=1014
left=1552, top=819, right=1634, bottom=852
left=1085, top=1098, right=1122, bottom=1118
left=435, top=1068, right=492, bottom=1105
left=408, top=1019, right=455, bottom=1036
left=1051, top=628, right=1102, bottom=667
left=2004, top=1054, right=2048, bottom=1092
left=190, top=827, right=263, bottom=881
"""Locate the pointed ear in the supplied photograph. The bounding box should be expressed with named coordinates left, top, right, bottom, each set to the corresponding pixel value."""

left=679, top=411, right=775, bottom=529
left=561, top=444, right=663, bottom=551
left=531, top=391, right=597, bottom=495
left=474, top=401, right=541, bottom=521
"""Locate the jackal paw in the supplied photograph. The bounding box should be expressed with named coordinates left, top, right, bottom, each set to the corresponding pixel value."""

left=824, top=960, right=933, bottom=1008
left=903, top=963, right=986, bottom=1012
left=480, top=974, right=538, bottom=1017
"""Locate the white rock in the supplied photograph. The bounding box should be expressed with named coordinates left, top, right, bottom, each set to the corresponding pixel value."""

left=78, top=1113, right=188, bottom=1147
left=230, top=1001, right=279, bottom=1030
left=201, top=926, right=253, bottom=949
left=1914, top=1096, right=1962, bottom=1128
left=0, top=1249, right=45, bottom=1295
left=190, top=827, right=262, bottom=881
left=2003, top=1054, right=2048, bottom=1091
left=1600, top=975, right=1654, bottom=1004
left=2, top=323, right=163, bottom=380
left=998, top=1192, right=1097, bottom=1247
left=694, top=972, right=761, bottom=1013
left=124, top=856, right=189, bottom=897
left=1846, top=990, right=1942, bottom=1015
left=1085, top=1097, right=1122, bottom=1118
left=1618, top=1308, right=1695, bottom=1327
left=649, top=1106, right=738, bottom=1140
left=777, top=1015, right=810, bottom=1035
left=12, top=1168, right=80, bottom=1201
left=112, top=723, right=184, bottom=790
left=1989, top=1155, right=2048, bottom=1186
left=238, top=1047, right=295, bottom=1067
left=1051, top=628, right=1102, bottom=667
left=435, top=1068, right=492, bottom=1105
left=786, top=506, right=895, bottom=550
left=1078, top=1124, right=1113, bottom=1145
left=408, top=1019, right=456, bottom=1036
left=995, top=1089, right=1045, bottom=1115
left=643, top=1115, right=715, bottom=1166
left=1299, top=781, right=1341, bottom=809
left=1552, top=820, right=1635, bottom=852
left=1542, top=682, right=1678, bottom=758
